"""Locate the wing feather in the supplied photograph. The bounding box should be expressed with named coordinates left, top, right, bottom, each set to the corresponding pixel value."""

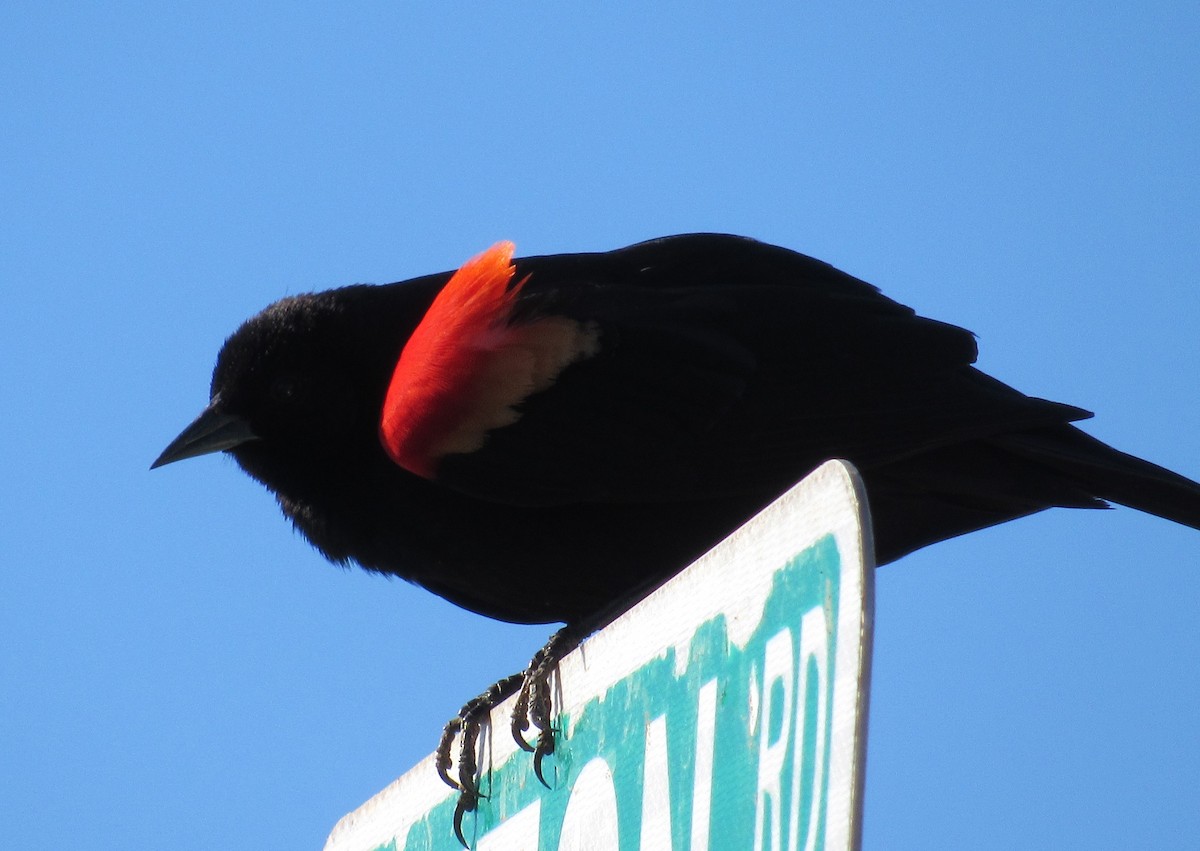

left=424, top=236, right=1089, bottom=505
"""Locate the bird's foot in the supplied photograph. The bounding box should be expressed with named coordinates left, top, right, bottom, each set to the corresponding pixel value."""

left=437, top=673, right=524, bottom=847
left=436, top=626, right=584, bottom=847
left=510, top=626, right=582, bottom=786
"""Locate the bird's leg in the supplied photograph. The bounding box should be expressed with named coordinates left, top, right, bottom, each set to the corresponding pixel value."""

left=437, top=673, right=524, bottom=848
left=510, top=626, right=584, bottom=787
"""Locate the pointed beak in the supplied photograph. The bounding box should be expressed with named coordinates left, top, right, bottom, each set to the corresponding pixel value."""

left=151, top=397, right=259, bottom=469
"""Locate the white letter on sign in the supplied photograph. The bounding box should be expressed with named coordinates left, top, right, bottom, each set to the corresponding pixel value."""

left=477, top=800, right=541, bottom=850
left=640, top=714, right=672, bottom=849
left=788, top=606, right=829, bottom=851
left=753, top=628, right=794, bottom=851
left=558, top=758, right=619, bottom=850
left=690, top=679, right=718, bottom=851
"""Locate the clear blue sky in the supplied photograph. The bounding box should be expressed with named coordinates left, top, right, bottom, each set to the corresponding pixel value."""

left=3, top=2, right=1197, bottom=848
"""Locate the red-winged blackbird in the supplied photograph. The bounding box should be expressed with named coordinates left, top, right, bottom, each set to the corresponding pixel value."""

left=155, top=234, right=1200, bottom=840
left=155, top=234, right=1200, bottom=627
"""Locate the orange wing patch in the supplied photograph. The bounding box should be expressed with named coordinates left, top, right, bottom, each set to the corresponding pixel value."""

left=380, top=242, right=600, bottom=479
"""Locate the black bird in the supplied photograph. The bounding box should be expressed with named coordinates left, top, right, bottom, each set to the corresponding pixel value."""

left=154, top=233, right=1200, bottom=623
left=153, top=234, right=1200, bottom=831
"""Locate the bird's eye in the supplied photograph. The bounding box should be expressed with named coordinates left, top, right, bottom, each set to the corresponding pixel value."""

left=270, top=375, right=300, bottom=403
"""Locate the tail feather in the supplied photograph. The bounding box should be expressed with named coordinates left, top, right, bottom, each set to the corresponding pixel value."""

left=997, top=426, right=1200, bottom=531
left=862, top=424, right=1200, bottom=565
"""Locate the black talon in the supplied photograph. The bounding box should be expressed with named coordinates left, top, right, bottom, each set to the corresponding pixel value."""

left=453, top=791, right=476, bottom=849
left=532, top=727, right=556, bottom=788
left=528, top=667, right=558, bottom=787
left=437, top=716, right=464, bottom=790
left=511, top=651, right=547, bottom=752
left=511, top=675, right=536, bottom=752
left=456, top=718, right=483, bottom=802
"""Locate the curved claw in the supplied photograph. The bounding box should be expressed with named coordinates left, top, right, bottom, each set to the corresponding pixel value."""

left=532, top=728, right=556, bottom=788
left=453, top=790, right=476, bottom=849
left=437, top=717, right=464, bottom=790
left=456, top=719, right=483, bottom=800
left=511, top=682, right=536, bottom=752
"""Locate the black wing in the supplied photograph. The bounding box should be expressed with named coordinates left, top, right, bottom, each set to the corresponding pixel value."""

left=434, top=234, right=1090, bottom=506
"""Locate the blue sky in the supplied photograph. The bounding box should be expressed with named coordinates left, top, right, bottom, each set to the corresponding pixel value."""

left=3, top=2, right=1198, bottom=848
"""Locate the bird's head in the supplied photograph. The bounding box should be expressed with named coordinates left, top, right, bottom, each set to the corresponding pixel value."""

left=152, top=287, right=405, bottom=489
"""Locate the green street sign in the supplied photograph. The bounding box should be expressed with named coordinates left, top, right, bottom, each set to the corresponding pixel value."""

left=326, top=460, right=874, bottom=851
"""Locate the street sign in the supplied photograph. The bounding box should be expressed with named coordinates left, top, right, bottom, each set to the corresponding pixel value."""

left=325, top=459, right=875, bottom=851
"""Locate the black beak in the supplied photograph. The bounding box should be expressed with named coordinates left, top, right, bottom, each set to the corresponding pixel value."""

left=151, top=397, right=258, bottom=469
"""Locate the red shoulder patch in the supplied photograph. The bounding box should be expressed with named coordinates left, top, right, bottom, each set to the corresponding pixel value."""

left=379, top=242, right=599, bottom=479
